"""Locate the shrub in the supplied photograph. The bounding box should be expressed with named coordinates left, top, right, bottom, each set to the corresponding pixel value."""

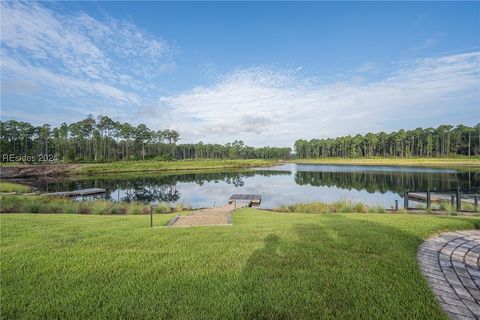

left=76, top=202, right=91, bottom=214
left=353, top=202, right=368, bottom=213
left=25, top=201, right=41, bottom=213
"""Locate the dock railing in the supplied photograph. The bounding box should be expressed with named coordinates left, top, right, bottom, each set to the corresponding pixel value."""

left=403, top=188, right=479, bottom=212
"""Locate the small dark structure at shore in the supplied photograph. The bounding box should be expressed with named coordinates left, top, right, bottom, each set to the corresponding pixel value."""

left=403, top=188, right=479, bottom=212
left=45, top=188, right=106, bottom=197
left=229, top=194, right=261, bottom=206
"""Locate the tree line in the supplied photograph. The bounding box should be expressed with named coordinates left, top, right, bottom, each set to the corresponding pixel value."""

left=294, top=124, right=480, bottom=159
left=0, top=115, right=291, bottom=162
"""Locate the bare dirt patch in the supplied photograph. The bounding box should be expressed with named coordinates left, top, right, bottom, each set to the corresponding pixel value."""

left=172, top=203, right=248, bottom=227
left=0, top=164, right=81, bottom=178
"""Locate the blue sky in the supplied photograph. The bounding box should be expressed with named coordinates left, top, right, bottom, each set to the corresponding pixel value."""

left=1, top=1, right=479, bottom=146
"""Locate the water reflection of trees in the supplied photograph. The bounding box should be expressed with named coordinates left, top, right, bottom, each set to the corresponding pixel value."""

left=37, top=170, right=291, bottom=203
left=294, top=170, right=479, bottom=194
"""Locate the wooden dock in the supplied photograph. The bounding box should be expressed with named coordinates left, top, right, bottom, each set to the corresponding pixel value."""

left=408, top=192, right=475, bottom=204
left=228, top=194, right=261, bottom=206
left=45, top=188, right=106, bottom=197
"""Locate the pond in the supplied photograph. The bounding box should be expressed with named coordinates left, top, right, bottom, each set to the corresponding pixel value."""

left=32, top=164, right=479, bottom=209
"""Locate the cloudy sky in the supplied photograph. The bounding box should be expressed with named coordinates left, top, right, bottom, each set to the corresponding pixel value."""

left=1, top=1, right=479, bottom=146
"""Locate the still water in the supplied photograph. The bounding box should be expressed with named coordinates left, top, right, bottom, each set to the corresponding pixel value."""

left=33, top=164, right=479, bottom=209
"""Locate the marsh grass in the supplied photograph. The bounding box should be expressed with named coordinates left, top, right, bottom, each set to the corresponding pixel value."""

left=0, top=182, right=31, bottom=193
left=0, top=195, right=185, bottom=215
left=275, top=201, right=386, bottom=214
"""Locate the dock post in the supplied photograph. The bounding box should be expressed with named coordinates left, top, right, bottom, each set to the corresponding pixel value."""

left=426, top=190, right=431, bottom=210
left=395, top=200, right=398, bottom=211
left=474, top=195, right=478, bottom=212
left=403, top=191, right=408, bottom=210
left=150, top=204, right=157, bottom=227
left=150, top=206, right=153, bottom=227
left=456, top=188, right=461, bottom=212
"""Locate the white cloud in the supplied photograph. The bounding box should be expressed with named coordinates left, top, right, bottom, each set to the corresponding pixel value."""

left=1, top=55, right=139, bottom=104
left=1, top=1, right=478, bottom=147
left=1, top=1, right=173, bottom=107
left=159, top=52, right=480, bottom=146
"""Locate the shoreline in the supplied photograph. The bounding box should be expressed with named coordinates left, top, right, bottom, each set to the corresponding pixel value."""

left=0, top=159, right=278, bottom=178
left=290, top=157, right=480, bottom=169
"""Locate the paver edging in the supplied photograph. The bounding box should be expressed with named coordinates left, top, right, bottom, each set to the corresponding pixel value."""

left=417, top=230, right=480, bottom=320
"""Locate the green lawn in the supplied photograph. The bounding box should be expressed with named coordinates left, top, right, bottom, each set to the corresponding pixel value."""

left=293, top=157, right=480, bottom=169
left=1, top=210, right=479, bottom=319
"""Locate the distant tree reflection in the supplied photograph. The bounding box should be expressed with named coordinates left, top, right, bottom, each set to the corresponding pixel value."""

left=294, top=170, right=479, bottom=194
left=34, top=170, right=291, bottom=203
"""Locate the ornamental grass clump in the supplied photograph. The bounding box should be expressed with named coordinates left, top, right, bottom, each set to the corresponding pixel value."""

left=127, top=203, right=144, bottom=215
left=274, top=201, right=386, bottom=214
left=0, top=195, right=182, bottom=215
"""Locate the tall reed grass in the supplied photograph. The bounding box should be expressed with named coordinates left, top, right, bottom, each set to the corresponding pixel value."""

left=0, top=195, right=180, bottom=215
left=0, top=182, right=31, bottom=193
left=274, top=200, right=386, bottom=214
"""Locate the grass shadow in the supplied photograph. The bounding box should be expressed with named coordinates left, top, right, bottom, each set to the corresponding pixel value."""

left=238, top=213, right=466, bottom=319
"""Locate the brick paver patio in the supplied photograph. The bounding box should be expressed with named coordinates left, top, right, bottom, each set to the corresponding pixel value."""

left=417, top=230, right=480, bottom=320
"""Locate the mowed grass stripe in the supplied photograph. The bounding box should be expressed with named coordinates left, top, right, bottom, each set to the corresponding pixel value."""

left=1, top=210, right=479, bottom=319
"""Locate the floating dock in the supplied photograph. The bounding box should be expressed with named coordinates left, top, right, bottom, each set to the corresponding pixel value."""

left=408, top=192, right=476, bottom=204
left=228, top=194, right=261, bottom=206
left=45, top=188, right=106, bottom=197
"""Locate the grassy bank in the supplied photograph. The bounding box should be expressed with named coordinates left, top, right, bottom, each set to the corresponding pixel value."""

left=0, top=195, right=189, bottom=214
left=0, top=182, right=31, bottom=193
left=2, top=210, right=479, bottom=319
left=71, top=159, right=278, bottom=175
left=275, top=200, right=387, bottom=214
left=276, top=201, right=479, bottom=215
left=293, top=157, right=480, bottom=169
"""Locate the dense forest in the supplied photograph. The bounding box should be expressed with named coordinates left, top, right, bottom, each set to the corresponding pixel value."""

left=2, top=117, right=479, bottom=163
left=0, top=116, right=291, bottom=162
left=295, top=124, right=480, bottom=159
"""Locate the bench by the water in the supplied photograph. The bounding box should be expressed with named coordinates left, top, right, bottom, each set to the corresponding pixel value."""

left=228, top=194, right=261, bottom=206
left=45, top=188, right=106, bottom=197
